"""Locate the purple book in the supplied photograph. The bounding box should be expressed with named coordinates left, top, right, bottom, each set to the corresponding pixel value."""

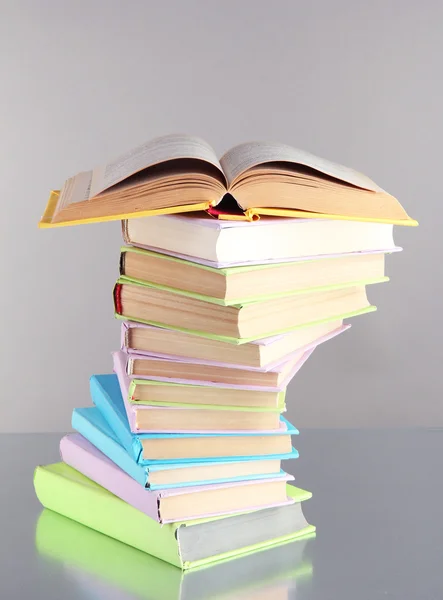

left=112, top=351, right=290, bottom=434
left=120, top=347, right=314, bottom=392
left=120, top=321, right=351, bottom=371
left=60, top=434, right=295, bottom=524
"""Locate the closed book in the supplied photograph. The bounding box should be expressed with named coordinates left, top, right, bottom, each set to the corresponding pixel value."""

left=60, top=433, right=295, bottom=523
left=36, top=508, right=314, bottom=600
left=114, top=277, right=381, bottom=343
left=112, top=351, right=286, bottom=432
left=72, top=406, right=290, bottom=490
left=122, top=211, right=402, bottom=267
left=120, top=245, right=388, bottom=305
left=121, top=319, right=350, bottom=369
left=34, top=460, right=315, bottom=570
left=90, top=374, right=299, bottom=463
left=121, top=346, right=313, bottom=391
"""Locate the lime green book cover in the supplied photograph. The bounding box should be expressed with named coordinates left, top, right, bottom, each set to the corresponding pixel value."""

left=34, top=462, right=315, bottom=570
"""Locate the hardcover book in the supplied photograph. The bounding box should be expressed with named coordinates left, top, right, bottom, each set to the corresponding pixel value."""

left=89, top=374, right=299, bottom=463
left=122, top=212, right=402, bottom=268
left=39, top=134, right=415, bottom=227
left=34, top=460, right=315, bottom=570
left=121, top=319, right=350, bottom=369
left=114, top=278, right=380, bottom=343
left=72, top=405, right=291, bottom=489
left=120, top=245, right=387, bottom=305
left=60, top=433, right=295, bottom=523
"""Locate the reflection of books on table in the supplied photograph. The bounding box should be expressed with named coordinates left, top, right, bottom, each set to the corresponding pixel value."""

left=36, top=508, right=314, bottom=600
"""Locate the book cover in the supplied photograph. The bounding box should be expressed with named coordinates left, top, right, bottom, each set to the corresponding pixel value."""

left=60, top=433, right=295, bottom=523
left=72, top=406, right=290, bottom=490
left=120, top=320, right=351, bottom=370
left=34, top=460, right=315, bottom=570
left=90, top=374, right=300, bottom=465
left=119, top=347, right=314, bottom=391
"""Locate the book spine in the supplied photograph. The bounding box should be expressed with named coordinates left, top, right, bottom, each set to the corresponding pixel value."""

left=114, top=282, right=123, bottom=315
left=33, top=466, right=183, bottom=568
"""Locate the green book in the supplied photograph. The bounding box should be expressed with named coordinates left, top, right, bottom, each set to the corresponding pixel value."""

left=34, top=462, right=315, bottom=571
left=114, top=275, right=380, bottom=344
left=120, top=245, right=389, bottom=306
left=36, top=508, right=314, bottom=600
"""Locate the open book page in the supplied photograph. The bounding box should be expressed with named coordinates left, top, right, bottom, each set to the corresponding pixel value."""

left=57, top=171, right=93, bottom=212
left=89, top=134, right=223, bottom=198
left=220, top=142, right=384, bottom=192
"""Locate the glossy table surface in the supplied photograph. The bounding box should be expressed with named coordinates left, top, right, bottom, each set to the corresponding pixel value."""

left=0, top=430, right=442, bottom=600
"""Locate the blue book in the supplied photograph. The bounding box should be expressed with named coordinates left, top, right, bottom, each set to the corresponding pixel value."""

left=72, top=406, right=295, bottom=490
left=88, top=374, right=299, bottom=467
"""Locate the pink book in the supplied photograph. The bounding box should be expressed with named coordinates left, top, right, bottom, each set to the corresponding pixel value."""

left=112, top=351, right=291, bottom=434
left=120, top=347, right=314, bottom=392
left=121, top=321, right=351, bottom=371
left=60, top=434, right=295, bottom=524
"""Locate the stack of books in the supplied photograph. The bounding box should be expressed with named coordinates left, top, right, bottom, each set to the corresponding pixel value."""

left=35, top=135, right=415, bottom=572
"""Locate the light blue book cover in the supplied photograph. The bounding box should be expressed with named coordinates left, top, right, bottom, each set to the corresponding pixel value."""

left=72, top=406, right=293, bottom=490
left=90, top=374, right=299, bottom=467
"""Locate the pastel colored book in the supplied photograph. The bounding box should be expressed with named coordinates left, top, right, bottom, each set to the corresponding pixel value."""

left=122, top=346, right=312, bottom=390
left=114, top=277, right=381, bottom=343
left=121, top=319, right=350, bottom=370
left=90, top=374, right=299, bottom=462
left=60, top=433, right=295, bottom=523
left=36, top=508, right=314, bottom=600
left=116, top=347, right=305, bottom=397
left=72, top=406, right=292, bottom=490
left=34, top=460, right=315, bottom=569
left=123, top=212, right=402, bottom=268
left=120, top=245, right=388, bottom=305
left=113, top=351, right=290, bottom=432
left=39, top=133, right=415, bottom=227
left=113, top=350, right=286, bottom=432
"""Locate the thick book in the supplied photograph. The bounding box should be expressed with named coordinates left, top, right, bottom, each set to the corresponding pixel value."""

left=39, top=134, right=415, bottom=227
left=121, top=347, right=312, bottom=390
left=34, top=460, right=315, bottom=570
left=90, top=374, right=299, bottom=463
left=114, top=277, right=380, bottom=343
left=36, top=508, right=314, bottom=600
left=120, top=245, right=388, bottom=305
left=72, top=406, right=291, bottom=489
left=113, top=350, right=288, bottom=432
left=123, top=212, right=402, bottom=268
left=60, top=434, right=295, bottom=523
left=121, top=319, right=350, bottom=369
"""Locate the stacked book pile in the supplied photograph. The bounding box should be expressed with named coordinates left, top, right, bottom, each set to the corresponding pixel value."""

left=35, top=135, right=415, bottom=572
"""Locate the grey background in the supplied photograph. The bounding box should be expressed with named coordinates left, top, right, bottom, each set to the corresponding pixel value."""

left=0, top=0, right=440, bottom=432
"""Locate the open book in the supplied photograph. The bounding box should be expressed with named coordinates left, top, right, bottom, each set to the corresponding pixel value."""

left=40, top=134, right=417, bottom=227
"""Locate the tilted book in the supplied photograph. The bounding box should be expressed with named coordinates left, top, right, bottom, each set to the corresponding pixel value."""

left=120, top=319, right=350, bottom=370
left=60, top=433, right=295, bottom=523
left=90, top=374, right=299, bottom=464
left=72, top=406, right=291, bottom=490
